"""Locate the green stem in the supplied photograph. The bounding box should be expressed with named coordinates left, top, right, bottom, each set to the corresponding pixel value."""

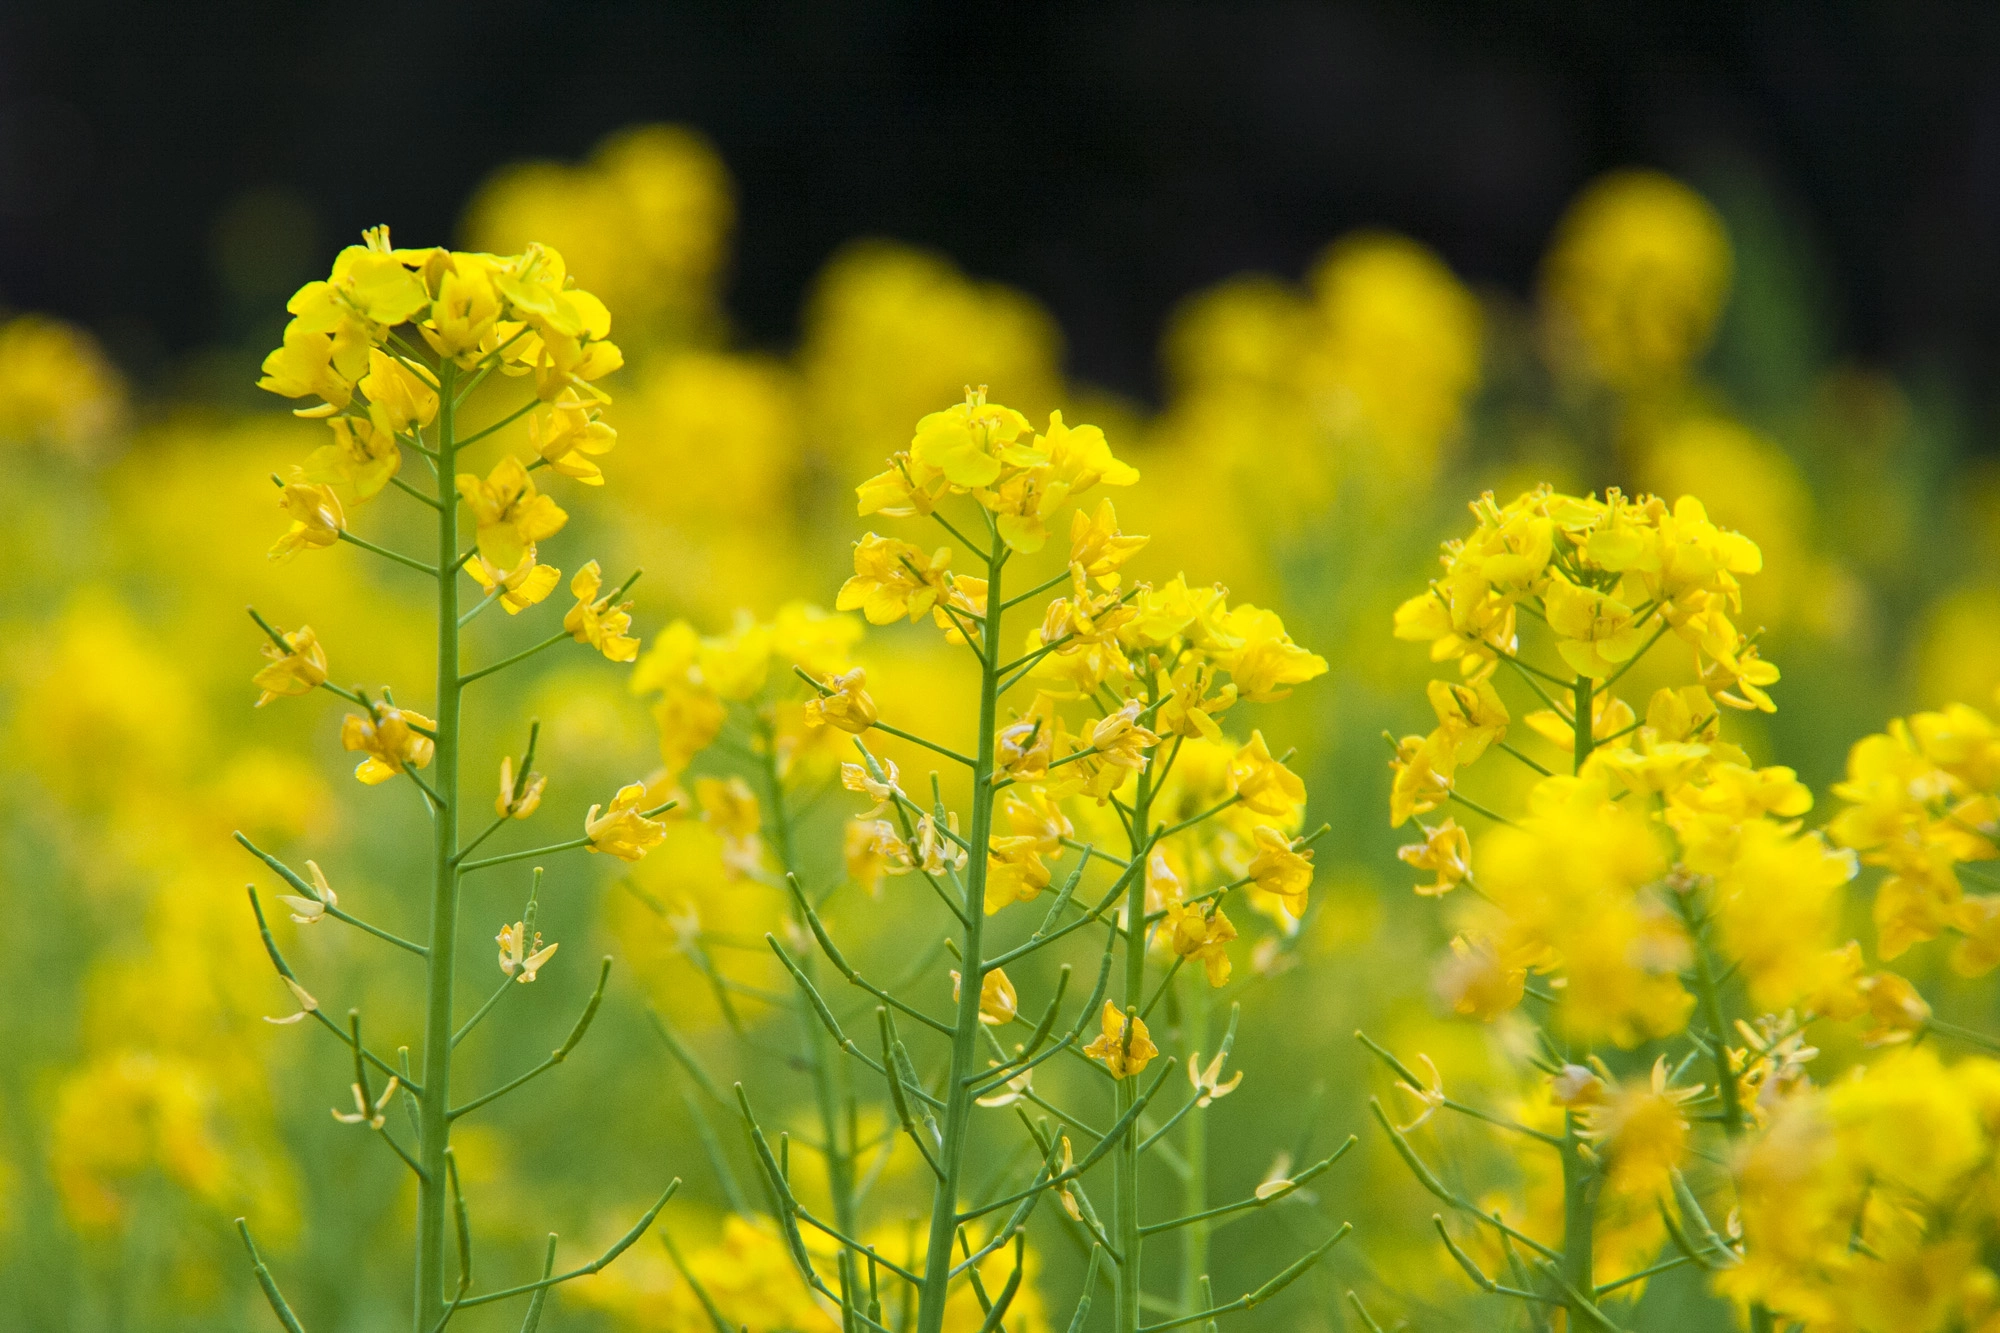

left=1178, top=975, right=1210, bottom=1317
left=1682, top=893, right=1775, bottom=1333
left=1115, top=729, right=1156, bottom=1333
left=1560, top=672, right=1594, bottom=1327
left=914, top=534, right=1006, bottom=1333
left=761, top=714, right=863, bottom=1327
left=415, top=360, right=463, bottom=1331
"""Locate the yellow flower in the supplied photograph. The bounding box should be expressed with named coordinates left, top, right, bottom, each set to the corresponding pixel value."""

left=528, top=388, right=617, bottom=484
left=315, top=410, right=409, bottom=504
left=1068, top=498, right=1148, bottom=590
left=1083, top=1002, right=1158, bottom=1079
left=467, top=548, right=562, bottom=615
left=268, top=478, right=345, bottom=561
left=835, top=533, right=953, bottom=624
left=845, top=818, right=907, bottom=896
left=803, top=667, right=877, bottom=734
left=1217, top=604, right=1327, bottom=702
left=497, top=921, right=558, bottom=983
left=952, top=966, right=1020, bottom=1025
left=417, top=253, right=503, bottom=365
left=1388, top=730, right=1455, bottom=828
left=340, top=706, right=436, bottom=784
left=1397, top=819, right=1470, bottom=897
left=291, top=228, right=433, bottom=331
left=357, top=347, right=439, bottom=436
left=1541, top=170, right=1732, bottom=389
left=456, top=455, right=569, bottom=572
left=1245, top=825, right=1313, bottom=917
left=252, top=625, right=328, bottom=706
left=496, top=755, right=546, bottom=819
left=1433, top=933, right=1528, bottom=1021
left=0, top=314, right=126, bottom=455
left=908, top=388, right=1031, bottom=489
left=1086, top=700, right=1160, bottom=776
left=840, top=757, right=903, bottom=816
left=997, top=695, right=1059, bottom=780
left=563, top=561, right=640, bottom=662
left=1152, top=659, right=1235, bottom=743
left=1162, top=899, right=1238, bottom=986
left=585, top=782, right=669, bottom=861
left=1856, top=970, right=1932, bottom=1047
left=1579, top=1056, right=1702, bottom=1197
left=257, top=315, right=362, bottom=409
left=695, top=776, right=764, bottom=877
left=1543, top=572, right=1649, bottom=679
left=770, top=601, right=862, bottom=678
left=1227, top=731, right=1305, bottom=821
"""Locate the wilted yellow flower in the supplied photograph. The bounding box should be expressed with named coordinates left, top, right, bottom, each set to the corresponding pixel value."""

left=1083, top=1001, right=1158, bottom=1079
left=585, top=782, right=668, bottom=861
left=340, top=706, right=436, bottom=784
left=1162, top=898, right=1238, bottom=987
left=952, top=966, right=1019, bottom=1025
left=845, top=818, right=907, bottom=896
left=1397, top=819, right=1471, bottom=897
left=496, top=754, right=546, bottom=819
left=803, top=667, right=876, bottom=734
left=252, top=625, right=328, bottom=706
left=497, top=921, right=558, bottom=983
left=563, top=560, right=640, bottom=662
left=268, top=478, right=345, bottom=561
left=277, top=860, right=338, bottom=925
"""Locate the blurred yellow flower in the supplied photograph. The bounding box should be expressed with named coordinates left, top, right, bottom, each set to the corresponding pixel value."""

left=1542, top=169, right=1732, bottom=389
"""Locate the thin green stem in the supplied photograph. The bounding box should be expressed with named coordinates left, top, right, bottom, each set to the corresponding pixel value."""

left=459, top=628, right=571, bottom=686
left=415, top=358, right=464, bottom=1331
left=914, top=534, right=1006, bottom=1333
left=340, top=528, right=439, bottom=577
left=453, top=396, right=540, bottom=450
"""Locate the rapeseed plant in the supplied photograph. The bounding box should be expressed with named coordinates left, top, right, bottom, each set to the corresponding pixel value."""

left=238, top=227, right=680, bottom=1330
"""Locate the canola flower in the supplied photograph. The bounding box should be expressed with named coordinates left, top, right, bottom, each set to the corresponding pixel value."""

left=236, top=227, right=681, bottom=1330
left=18, top=127, right=1993, bottom=1333
left=636, top=387, right=1354, bottom=1333
left=1371, top=484, right=1865, bottom=1331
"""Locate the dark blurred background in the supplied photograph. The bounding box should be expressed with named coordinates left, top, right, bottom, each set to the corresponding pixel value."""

left=4, top=1, right=2000, bottom=410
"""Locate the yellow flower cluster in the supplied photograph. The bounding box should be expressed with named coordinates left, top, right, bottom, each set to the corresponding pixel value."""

left=1721, top=1046, right=2000, bottom=1331
left=256, top=226, right=622, bottom=578
left=1393, top=485, right=1773, bottom=698
left=839, top=389, right=1324, bottom=992
left=1393, top=486, right=1868, bottom=1047
left=1830, top=695, right=2000, bottom=965
left=631, top=602, right=863, bottom=782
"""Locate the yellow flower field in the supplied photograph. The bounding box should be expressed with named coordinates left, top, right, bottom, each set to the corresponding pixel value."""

left=4, top=125, right=1999, bottom=1333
